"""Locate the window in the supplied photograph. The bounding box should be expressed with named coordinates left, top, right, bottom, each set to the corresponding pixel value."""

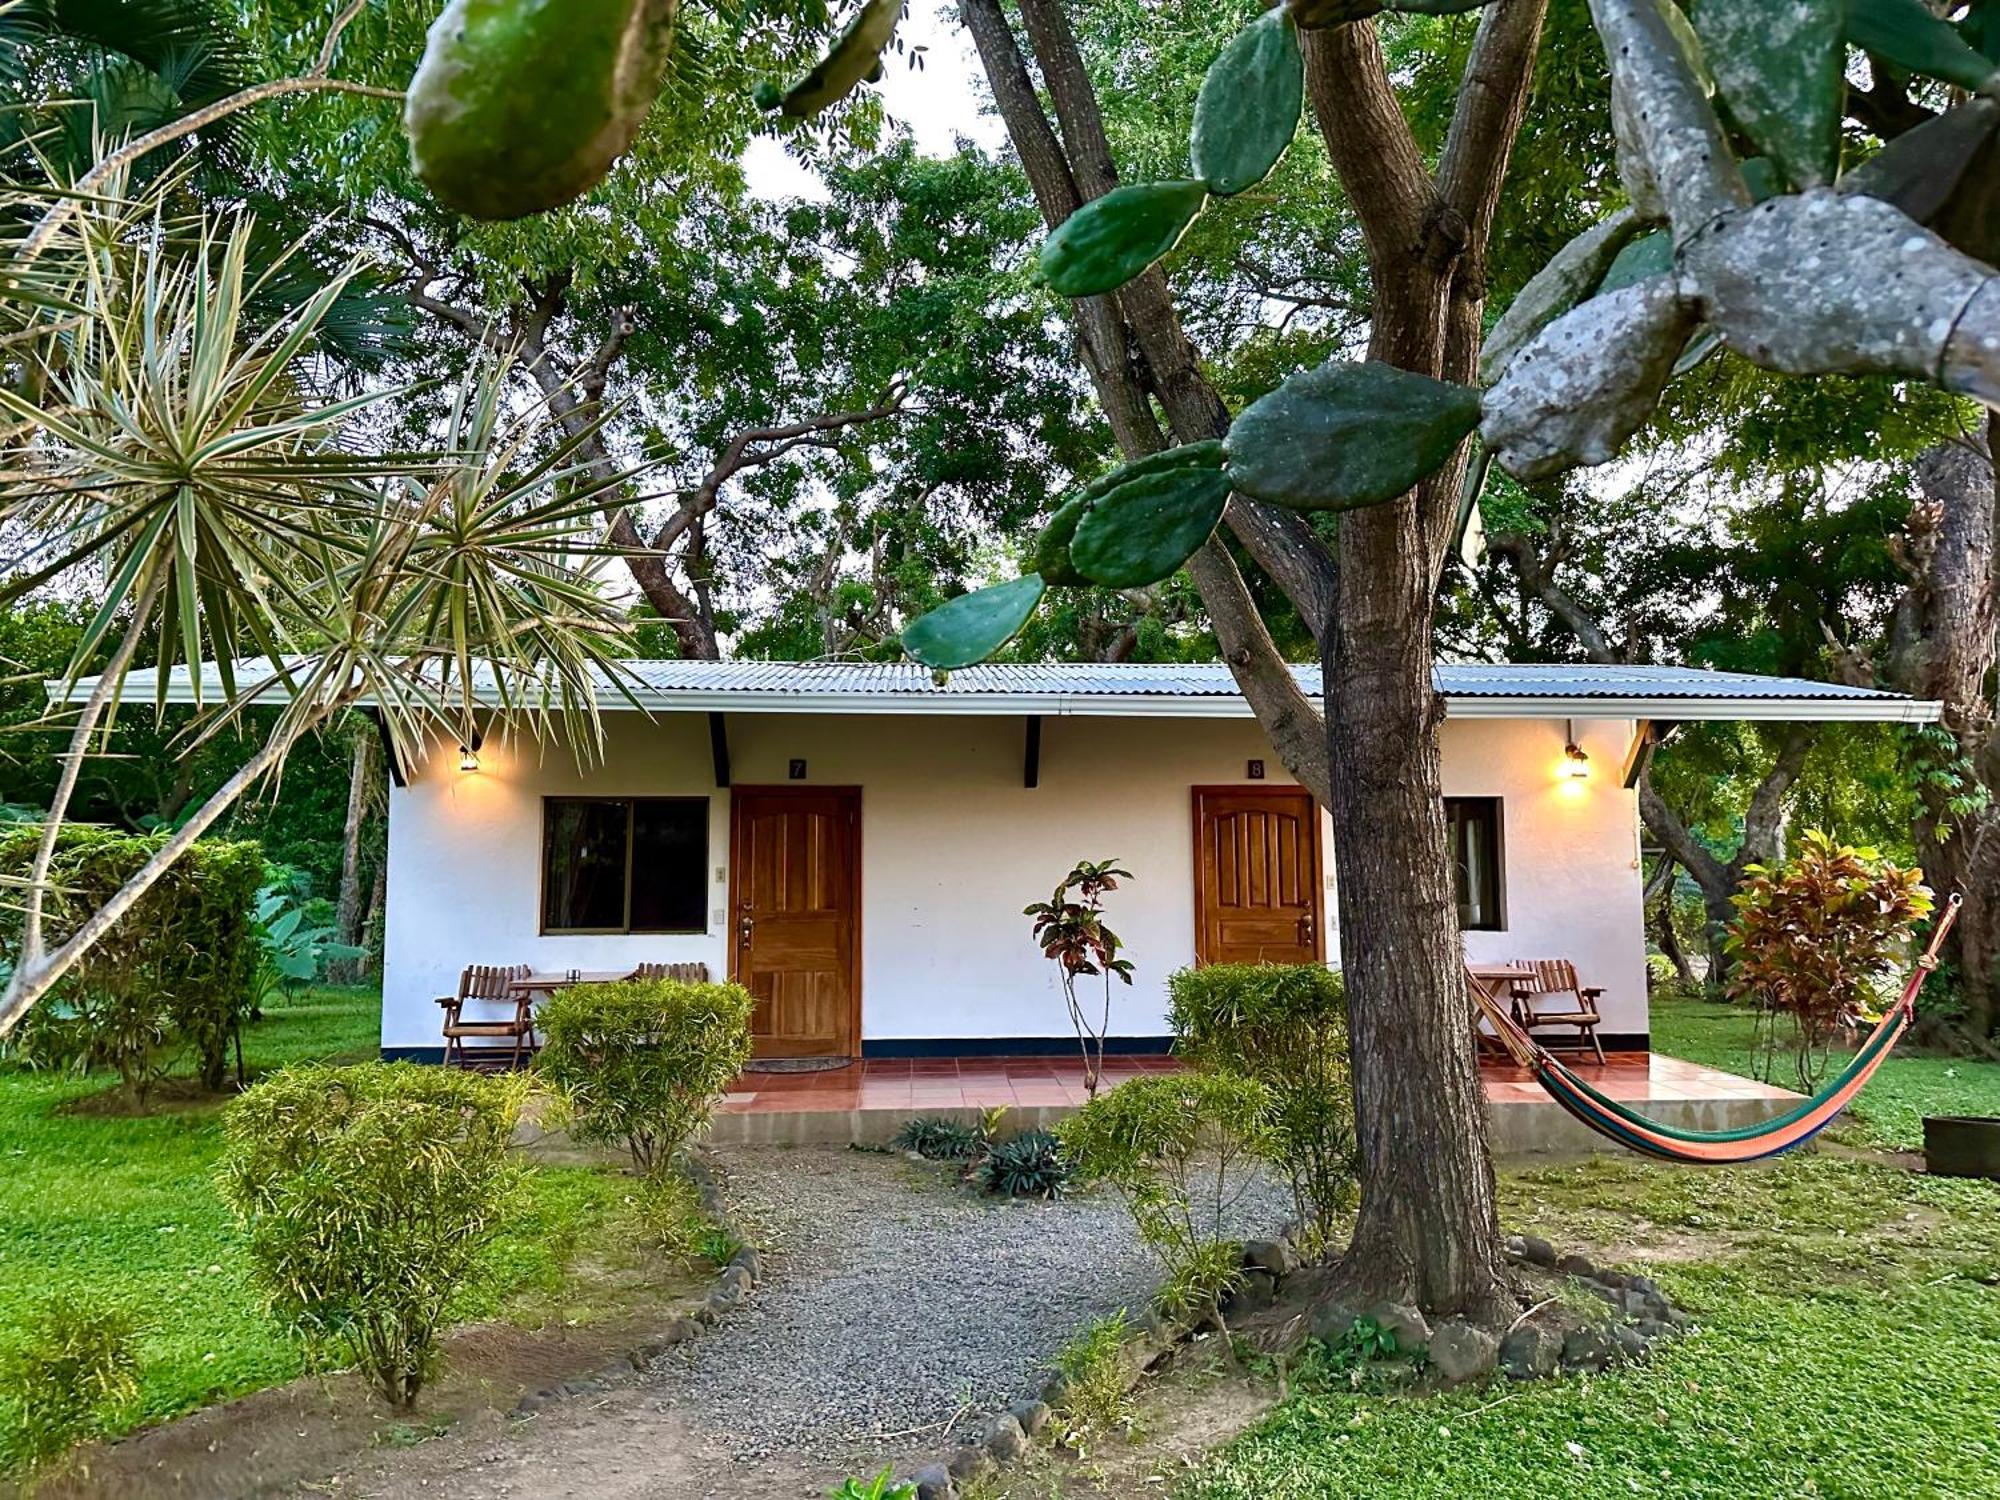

left=541, top=798, right=708, bottom=934
left=1446, top=797, right=1504, bottom=932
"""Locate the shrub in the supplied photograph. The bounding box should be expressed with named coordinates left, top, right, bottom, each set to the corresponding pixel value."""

left=893, top=1115, right=984, bottom=1161
left=1024, top=858, right=1135, bottom=1097
left=1726, top=831, right=1933, bottom=1090
left=1, top=1293, right=141, bottom=1476
left=534, top=979, right=754, bottom=1175
left=635, top=1166, right=735, bottom=1267
left=979, top=1128, right=1072, bottom=1199
left=1168, top=963, right=1356, bottom=1254
left=216, top=1063, right=526, bottom=1407
left=0, top=827, right=263, bottom=1094
left=829, top=1471, right=916, bottom=1500
left=1061, top=1072, right=1278, bottom=1332
left=1050, top=1309, right=1135, bottom=1450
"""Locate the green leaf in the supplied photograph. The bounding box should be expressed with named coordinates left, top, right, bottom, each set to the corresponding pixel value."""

left=1031, top=441, right=1225, bottom=586
left=1224, top=360, right=1482, bottom=511
left=1070, top=468, right=1231, bottom=587
left=755, top=0, right=903, bottom=119
left=901, top=574, right=1046, bottom=670
left=1697, top=0, right=1843, bottom=187
left=1191, top=9, right=1304, bottom=197
left=1039, top=181, right=1208, bottom=297
left=1597, top=229, right=1672, bottom=295
left=1845, top=0, right=1997, bottom=90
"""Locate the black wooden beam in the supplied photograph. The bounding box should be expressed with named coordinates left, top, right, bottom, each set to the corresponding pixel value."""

left=1024, top=715, right=1041, bottom=789
left=366, top=707, right=406, bottom=788
left=708, top=711, right=731, bottom=788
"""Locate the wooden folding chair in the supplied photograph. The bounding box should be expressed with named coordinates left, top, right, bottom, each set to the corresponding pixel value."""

left=436, top=963, right=533, bottom=1070
left=626, top=962, right=710, bottom=983
left=1510, top=958, right=1608, bottom=1065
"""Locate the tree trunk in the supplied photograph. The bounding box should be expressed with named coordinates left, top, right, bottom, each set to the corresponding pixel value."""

left=330, top=726, right=376, bottom=984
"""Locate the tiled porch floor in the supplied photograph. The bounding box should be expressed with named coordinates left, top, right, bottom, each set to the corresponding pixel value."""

left=719, top=1051, right=1797, bottom=1116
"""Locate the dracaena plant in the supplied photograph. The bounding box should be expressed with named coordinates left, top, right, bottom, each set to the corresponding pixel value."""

left=0, top=184, right=645, bottom=1040
left=1024, top=857, right=1135, bottom=1098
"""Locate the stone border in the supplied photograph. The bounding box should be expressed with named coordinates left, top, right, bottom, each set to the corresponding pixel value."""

left=899, top=1229, right=1699, bottom=1498
left=509, top=1151, right=761, bottom=1417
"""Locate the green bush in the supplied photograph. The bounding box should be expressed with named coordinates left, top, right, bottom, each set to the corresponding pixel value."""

left=535, top=979, right=754, bottom=1175
left=1062, top=1072, right=1279, bottom=1331
left=634, top=1166, right=736, bottom=1267
left=893, top=1115, right=984, bottom=1161
left=1050, top=1309, right=1136, bottom=1450
left=216, top=1063, right=527, bottom=1408
left=979, top=1127, right=1073, bottom=1199
left=1, top=1293, right=141, bottom=1477
left=0, top=827, right=264, bottom=1094
left=1168, top=963, right=1356, bottom=1253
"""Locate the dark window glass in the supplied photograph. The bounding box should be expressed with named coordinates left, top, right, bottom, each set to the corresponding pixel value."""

left=1446, top=797, right=1504, bottom=932
left=541, top=798, right=708, bottom=933
left=630, top=800, right=708, bottom=932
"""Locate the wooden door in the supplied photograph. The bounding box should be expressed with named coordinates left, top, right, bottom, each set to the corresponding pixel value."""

left=729, top=787, right=861, bottom=1058
left=1193, top=786, right=1324, bottom=966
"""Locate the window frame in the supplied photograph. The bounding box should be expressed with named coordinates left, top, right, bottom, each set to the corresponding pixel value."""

left=538, top=795, right=710, bottom=936
left=1444, top=795, right=1506, bottom=933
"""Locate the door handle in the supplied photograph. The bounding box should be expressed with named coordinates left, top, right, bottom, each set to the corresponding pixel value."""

left=1298, top=905, right=1315, bottom=944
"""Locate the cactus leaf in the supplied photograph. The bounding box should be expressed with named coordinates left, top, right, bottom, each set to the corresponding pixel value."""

left=1225, top=360, right=1482, bottom=511
left=1069, top=467, right=1232, bottom=587
left=1039, top=181, right=1208, bottom=297
left=1191, top=9, right=1304, bottom=197
left=1845, top=0, right=1997, bottom=92
left=1481, top=208, right=1642, bottom=386
left=901, top=573, right=1046, bottom=670
left=1696, top=0, right=1842, bottom=188
left=758, top=0, right=904, bottom=120
left=1032, top=442, right=1225, bottom=585
left=406, top=0, right=678, bottom=221
left=1031, top=493, right=1092, bottom=586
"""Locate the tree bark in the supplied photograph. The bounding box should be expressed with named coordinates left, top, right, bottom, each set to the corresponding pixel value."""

left=330, top=725, right=376, bottom=984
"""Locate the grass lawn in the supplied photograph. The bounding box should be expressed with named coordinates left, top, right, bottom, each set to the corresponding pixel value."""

left=1183, top=999, right=2000, bottom=1499
left=0, top=989, right=656, bottom=1469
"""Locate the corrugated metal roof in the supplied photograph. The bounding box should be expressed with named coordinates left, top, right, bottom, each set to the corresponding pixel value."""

left=51, top=659, right=1938, bottom=722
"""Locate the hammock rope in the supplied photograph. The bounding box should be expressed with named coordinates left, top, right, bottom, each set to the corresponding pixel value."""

left=1471, top=895, right=1962, bottom=1165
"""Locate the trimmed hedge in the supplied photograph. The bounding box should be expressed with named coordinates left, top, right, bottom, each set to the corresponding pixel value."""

left=0, top=827, right=264, bottom=1093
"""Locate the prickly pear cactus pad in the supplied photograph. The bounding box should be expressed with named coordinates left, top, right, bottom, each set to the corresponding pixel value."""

left=405, top=0, right=678, bottom=221
left=901, top=573, right=1045, bottom=670
left=1039, top=180, right=1208, bottom=297
left=757, top=0, right=904, bottom=120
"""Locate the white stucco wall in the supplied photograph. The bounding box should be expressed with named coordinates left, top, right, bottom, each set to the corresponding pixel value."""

left=380, top=710, right=1647, bottom=1052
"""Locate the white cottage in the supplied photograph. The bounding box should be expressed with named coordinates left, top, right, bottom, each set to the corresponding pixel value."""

left=359, top=661, right=1932, bottom=1063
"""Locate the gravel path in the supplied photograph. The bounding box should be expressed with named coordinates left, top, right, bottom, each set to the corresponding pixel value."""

left=297, top=1144, right=1288, bottom=1499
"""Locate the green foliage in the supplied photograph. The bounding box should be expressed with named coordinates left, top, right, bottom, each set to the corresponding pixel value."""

left=899, top=573, right=1047, bottom=671
left=827, top=1469, right=916, bottom=1500
left=893, top=1115, right=984, bottom=1162
left=1726, top=831, right=1934, bottom=1088
left=759, top=0, right=903, bottom=120
left=1051, top=1309, right=1136, bottom=1449
left=216, top=1063, right=527, bottom=1408
left=534, top=979, right=754, bottom=1174
left=1062, top=1072, right=1278, bottom=1328
left=252, top=870, right=364, bottom=1007
left=634, top=1164, right=732, bottom=1267
left=1224, top=359, right=1483, bottom=511
left=1168, top=963, right=1357, bottom=1253
left=979, top=1128, right=1073, bottom=1200
left=405, top=0, right=677, bottom=220
left=0, top=827, right=264, bottom=1094
left=1, top=1292, right=142, bottom=1477
left=1190, top=7, right=1303, bottom=197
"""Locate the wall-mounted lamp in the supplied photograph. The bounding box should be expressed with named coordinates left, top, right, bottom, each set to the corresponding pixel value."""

left=1563, top=718, right=1590, bottom=780
left=458, top=729, right=483, bottom=773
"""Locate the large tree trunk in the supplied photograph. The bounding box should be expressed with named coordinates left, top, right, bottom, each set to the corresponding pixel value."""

left=329, top=726, right=376, bottom=985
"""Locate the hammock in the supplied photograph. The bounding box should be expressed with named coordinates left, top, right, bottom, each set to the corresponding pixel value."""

left=1471, top=897, right=1961, bottom=1165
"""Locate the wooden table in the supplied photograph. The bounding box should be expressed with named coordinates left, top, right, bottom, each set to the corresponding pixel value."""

left=1467, top=963, right=1538, bottom=1055
left=507, top=970, right=633, bottom=1000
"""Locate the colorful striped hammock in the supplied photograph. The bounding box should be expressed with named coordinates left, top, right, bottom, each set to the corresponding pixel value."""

left=1470, top=897, right=1962, bottom=1165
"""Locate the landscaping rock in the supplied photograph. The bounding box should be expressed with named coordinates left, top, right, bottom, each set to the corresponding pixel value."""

left=1009, top=1398, right=1051, bottom=1437
left=1499, top=1323, right=1562, bottom=1381
left=1503, top=1233, right=1527, bottom=1259
left=1666, top=1307, right=1694, bottom=1329
left=1039, top=1372, right=1070, bottom=1409
left=1225, top=1268, right=1278, bottom=1316
left=1562, top=1325, right=1615, bottom=1372
left=911, top=1464, right=955, bottom=1500
left=1427, top=1319, right=1500, bottom=1384
left=947, top=1444, right=995, bottom=1483
left=1243, top=1237, right=1299, bottom=1277
left=1627, top=1274, right=1661, bottom=1300
left=981, top=1411, right=1028, bottom=1464
left=1621, top=1287, right=1653, bottom=1318
left=718, top=1264, right=753, bottom=1297
left=1612, top=1324, right=1651, bottom=1361
left=1307, top=1298, right=1365, bottom=1345
left=1365, top=1302, right=1432, bottom=1355
left=1557, top=1252, right=1597, bottom=1280
left=728, top=1245, right=763, bottom=1283
left=1517, top=1234, right=1557, bottom=1267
